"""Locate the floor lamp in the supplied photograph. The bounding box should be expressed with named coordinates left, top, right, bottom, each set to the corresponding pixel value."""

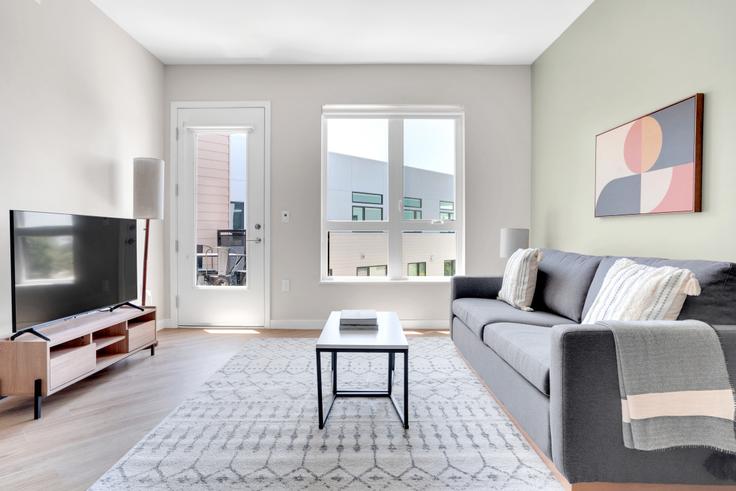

left=134, top=157, right=165, bottom=307
left=499, top=228, right=529, bottom=259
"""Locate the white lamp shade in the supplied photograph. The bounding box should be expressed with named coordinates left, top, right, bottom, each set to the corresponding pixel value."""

left=500, top=228, right=529, bottom=258
left=134, top=157, right=165, bottom=219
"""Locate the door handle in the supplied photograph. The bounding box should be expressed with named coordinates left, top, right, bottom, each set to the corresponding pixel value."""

left=246, top=238, right=262, bottom=244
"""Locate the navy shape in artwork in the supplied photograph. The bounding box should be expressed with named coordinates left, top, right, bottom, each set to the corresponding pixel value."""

left=596, top=174, right=641, bottom=217
left=650, top=97, right=695, bottom=171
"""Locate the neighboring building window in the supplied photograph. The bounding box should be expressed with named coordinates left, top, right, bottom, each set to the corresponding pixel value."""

left=403, top=197, right=422, bottom=220
left=444, top=259, right=456, bottom=276
left=351, top=192, right=384, bottom=221
left=323, top=106, right=463, bottom=279
left=407, top=262, right=427, bottom=276
left=439, top=200, right=455, bottom=221
left=352, top=192, right=383, bottom=205
left=352, top=206, right=383, bottom=221
left=230, top=201, right=245, bottom=229
left=356, top=265, right=388, bottom=276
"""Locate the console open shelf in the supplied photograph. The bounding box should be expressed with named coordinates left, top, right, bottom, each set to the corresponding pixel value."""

left=0, top=306, right=157, bottom=419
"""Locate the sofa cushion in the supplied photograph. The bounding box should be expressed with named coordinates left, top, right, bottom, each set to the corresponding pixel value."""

left=452, top=298, right=572, bottom=338
left=533, top=249, right=602, bottom=322
left=483, top=323, right=552, bottom=395
left=583, top=256, right=736, bottom=325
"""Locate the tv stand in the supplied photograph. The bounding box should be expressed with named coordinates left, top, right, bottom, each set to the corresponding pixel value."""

left=109, top=301, right=144, bottom=312
left=0, top=307, right=157, bottom=420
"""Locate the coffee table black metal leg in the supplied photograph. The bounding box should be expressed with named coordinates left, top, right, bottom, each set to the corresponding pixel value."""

left=388, top=352, right=394, bottom=395
left=332, top=351, right=337, bottom=395
left=316, top=350, right=324, bottom=429
left=403, top=349, right=409, bottom=429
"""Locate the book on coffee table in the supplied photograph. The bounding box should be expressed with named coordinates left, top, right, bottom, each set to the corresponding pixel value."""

left=340, top=309, right=378, bottom=329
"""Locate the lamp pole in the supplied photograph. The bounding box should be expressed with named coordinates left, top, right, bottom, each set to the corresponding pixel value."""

left=141, top=218, right=150, bottom=306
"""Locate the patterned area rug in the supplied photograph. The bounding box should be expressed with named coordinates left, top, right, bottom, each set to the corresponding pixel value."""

left=91, top=337, right=561, bottom=490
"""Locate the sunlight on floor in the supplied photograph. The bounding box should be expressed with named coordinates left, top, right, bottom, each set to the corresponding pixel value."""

left=204, top=329, right=261, bottom=334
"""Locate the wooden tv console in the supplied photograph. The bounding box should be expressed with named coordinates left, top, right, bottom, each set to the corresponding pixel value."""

left=0, top=306, right=157, bottom=419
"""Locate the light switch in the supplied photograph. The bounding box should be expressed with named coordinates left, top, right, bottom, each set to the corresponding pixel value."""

left=281, top=279, right=290, bottom=292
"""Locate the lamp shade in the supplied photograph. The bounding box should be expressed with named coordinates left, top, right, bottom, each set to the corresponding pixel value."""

left=500, top=228, right=529, bottom=258
left=133, top=157, right=165, bottom=219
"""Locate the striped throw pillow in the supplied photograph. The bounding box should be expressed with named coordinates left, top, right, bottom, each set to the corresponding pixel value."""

left=583, top=258, right=701, bottom=324
left=498, top=248, right=543, bottom=311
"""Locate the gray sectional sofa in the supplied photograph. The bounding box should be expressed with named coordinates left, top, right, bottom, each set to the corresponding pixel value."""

left=451, top=249, right=736, bottom=486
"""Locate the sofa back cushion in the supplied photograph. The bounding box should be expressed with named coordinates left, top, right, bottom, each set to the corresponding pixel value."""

left=583, top=256, right=736, bottom=325
left=532, top=249, right=602, bottom=322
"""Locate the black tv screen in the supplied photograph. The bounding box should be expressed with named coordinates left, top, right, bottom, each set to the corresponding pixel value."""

left=10, top=210, right=137, bottom=332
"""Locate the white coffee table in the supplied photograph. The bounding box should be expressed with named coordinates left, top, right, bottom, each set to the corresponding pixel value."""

left=315, top=311, right=409, bottom=429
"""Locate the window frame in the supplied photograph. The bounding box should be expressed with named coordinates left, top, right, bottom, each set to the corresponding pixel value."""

left=321, top=105, right=465, bottom=282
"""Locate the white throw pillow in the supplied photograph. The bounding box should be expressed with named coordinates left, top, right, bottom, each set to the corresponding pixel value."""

left=498, top=248, right=543, bottom=311
left=583, top=258, right=701, bottom=324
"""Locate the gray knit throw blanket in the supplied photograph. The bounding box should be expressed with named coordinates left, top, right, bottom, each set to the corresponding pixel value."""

left=601, top=320, right=736, bottom=454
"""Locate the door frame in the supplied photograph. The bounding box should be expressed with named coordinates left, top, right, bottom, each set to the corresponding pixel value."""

left=168, top=101, right=271, bottom=328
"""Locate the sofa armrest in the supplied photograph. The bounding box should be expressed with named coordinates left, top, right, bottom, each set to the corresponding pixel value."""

left=549, top=323, right=736, bottom=484
left=450, top=276, right=503, bottom=337
left=450, top=276, right=503, bottom=302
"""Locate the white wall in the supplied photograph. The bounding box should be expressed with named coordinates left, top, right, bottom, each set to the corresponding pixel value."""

left=0, top=0, right=165, bottom=334
left=166, top=65, right=531, bottom=325
left=532, top=0, right=736, bottom=261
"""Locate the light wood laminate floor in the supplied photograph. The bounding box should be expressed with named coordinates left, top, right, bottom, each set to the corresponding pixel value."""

left=0, top=328, right=446, bottom=490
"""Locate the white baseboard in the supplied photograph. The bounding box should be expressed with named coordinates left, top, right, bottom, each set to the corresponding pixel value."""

left=162, top=319, right=450, bottom=330
left=268, top=319, right=449, bottom=330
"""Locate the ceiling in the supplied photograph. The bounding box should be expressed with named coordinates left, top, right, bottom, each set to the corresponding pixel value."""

left=91, top=0, right=593, bottom=65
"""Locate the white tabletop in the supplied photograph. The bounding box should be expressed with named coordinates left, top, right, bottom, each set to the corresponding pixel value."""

left=317, top=311, right=408, bottom=350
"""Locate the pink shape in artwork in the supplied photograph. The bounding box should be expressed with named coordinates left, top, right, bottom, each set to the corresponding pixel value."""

left=652, top=163, right=695, bottom=213
left=623, top=120, right=642, bottom=173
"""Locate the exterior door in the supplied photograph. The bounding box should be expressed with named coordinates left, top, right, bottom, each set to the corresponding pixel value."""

left=176, top=106, right=266, bottom=326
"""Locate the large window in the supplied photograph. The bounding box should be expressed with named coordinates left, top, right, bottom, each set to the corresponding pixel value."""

left=322, top=106, right=463, bottom=280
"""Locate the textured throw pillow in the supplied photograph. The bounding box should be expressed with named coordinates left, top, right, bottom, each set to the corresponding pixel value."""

left=582, top=258, right=701, bottom=324
left=498, top=248, right=543, bottom=311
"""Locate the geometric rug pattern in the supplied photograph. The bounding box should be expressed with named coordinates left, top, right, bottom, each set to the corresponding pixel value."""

left=91, top=337, right=561, bottom=490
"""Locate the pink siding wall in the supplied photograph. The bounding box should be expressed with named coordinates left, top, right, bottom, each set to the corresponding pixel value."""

left=196, top=134, right=230, bottom=250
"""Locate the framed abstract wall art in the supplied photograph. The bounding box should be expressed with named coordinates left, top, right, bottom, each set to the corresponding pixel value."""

left=594, top=94, right=703, bottom=217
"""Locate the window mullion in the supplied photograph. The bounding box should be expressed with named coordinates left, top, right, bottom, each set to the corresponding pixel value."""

left=387, top=119, right=404, bottom=280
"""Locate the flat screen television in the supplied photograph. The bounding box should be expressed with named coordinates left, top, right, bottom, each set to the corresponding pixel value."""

left=10, top=210, right=137, bottom=332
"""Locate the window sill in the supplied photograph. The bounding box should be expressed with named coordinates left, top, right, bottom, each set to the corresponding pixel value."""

left=320, top=277, right=452, bottom=285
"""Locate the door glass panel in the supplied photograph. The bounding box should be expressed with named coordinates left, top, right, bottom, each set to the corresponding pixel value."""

left=403, top=119, right=455, bottom=221
left=402, top=231, right=456, bottom=277
left=327, top=231, right=388, bottom=277
left=195, top=133, right=248, bottom=287
left=326, top=119, right=388, bottom=221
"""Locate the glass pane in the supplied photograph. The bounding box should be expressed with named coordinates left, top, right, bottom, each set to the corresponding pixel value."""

left=440, top=200, right=454, bottom=211
left=328, top=231, right=388, bottom=277
left=195, top=133, right=248, bottom=287
left=352, top=206, right=364, bottom=221
left=404, top=119, right=456, bottom=221
left=402, top=231, right=457, bottom=277
left=327, top=119, right=388, bottom=221
left=352, top=191, right=383, bottom=205
left=363, top=207, right=383, bottom=221
left=407, top=262, right=427, bottom=277
left=444, top=259, right=456, bottom=276
left=403, top=197, right=422, bottom=209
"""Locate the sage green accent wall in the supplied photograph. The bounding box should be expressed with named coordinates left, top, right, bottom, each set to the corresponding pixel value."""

left=532, top=0, right=736, bottom=260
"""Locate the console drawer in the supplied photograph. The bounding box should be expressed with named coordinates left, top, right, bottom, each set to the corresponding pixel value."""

left=128, top=320, right=156, bottom=352
left=49, top=344, right=95, bottom=390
